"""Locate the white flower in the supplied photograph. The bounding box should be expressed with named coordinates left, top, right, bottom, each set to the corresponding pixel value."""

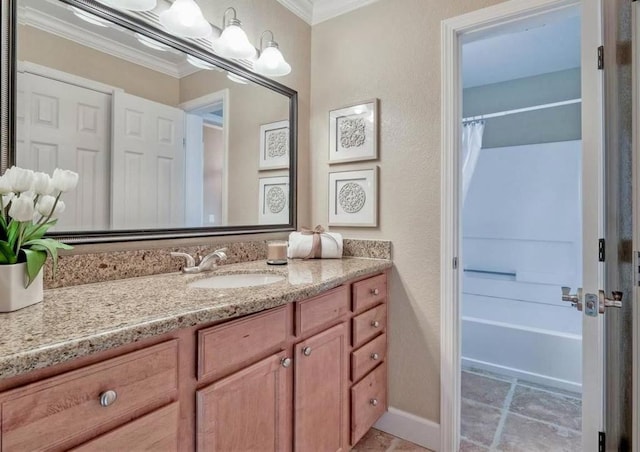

left=2, top=193, right=14, bottom=207
left=0, top=175, right=12, bottom=195
left=31, top=172, right=52, bottom=195
left=5, top=167, right=34, bottom=193
left=36, top=195, right=65, bottom=218
left=9, top=194, right=35, bottom=222
left=51, top=168, right=79, bottom=193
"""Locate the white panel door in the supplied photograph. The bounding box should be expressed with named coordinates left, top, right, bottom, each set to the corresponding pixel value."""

left=184, top=113, right=204, bottom=227
left=111, top=92, right=185, bottom=229
left=16, top=72, right=111, bottom=231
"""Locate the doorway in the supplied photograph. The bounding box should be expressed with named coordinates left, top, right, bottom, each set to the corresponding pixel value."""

left=440, top=0, right=605, bottom=451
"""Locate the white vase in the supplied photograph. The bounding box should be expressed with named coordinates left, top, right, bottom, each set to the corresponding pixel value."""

left=0, top=263, right=44, bottom=312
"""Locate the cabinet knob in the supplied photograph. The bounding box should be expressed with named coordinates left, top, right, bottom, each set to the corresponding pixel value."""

left=371, top=320, right=380, bottom=328
left=281, top=357, right=292, bottom=368
left=370, top=398, right=379, bottom=406
left=370, top=353, right=380, bottom=361
left=99, top=390, right=117, bottom=407
left=303, top=346, right=312, bottom=356
left=371, top=288, right=380, bottom=296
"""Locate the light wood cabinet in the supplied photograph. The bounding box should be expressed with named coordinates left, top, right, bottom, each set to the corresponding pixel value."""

left=0, top=271, right=389, bottom=452
left=294, top=322, right=349, bottom=452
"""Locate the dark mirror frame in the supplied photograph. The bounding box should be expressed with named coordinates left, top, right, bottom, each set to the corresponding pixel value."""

left=0, top=0, right=298, bottom=244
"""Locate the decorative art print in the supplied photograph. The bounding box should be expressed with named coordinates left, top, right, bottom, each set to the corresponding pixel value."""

left=259, top=120, right=290, bottom=170
left=328, top=168, right=378, bottom=227
left=259, top=176, right=289, bottom=224
left=329, top=99, right=378, bottom=164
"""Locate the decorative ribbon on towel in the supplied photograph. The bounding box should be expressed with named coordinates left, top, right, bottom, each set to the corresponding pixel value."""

left=300, top=225, right=338, bottom=259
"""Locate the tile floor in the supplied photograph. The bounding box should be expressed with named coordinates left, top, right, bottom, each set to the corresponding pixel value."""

left=460, top=368, right=582, bottom=452
left=353, top=429, right=433, bottom=451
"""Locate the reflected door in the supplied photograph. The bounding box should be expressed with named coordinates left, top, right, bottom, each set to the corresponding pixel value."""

left=111, top=92, right=185, bottom=229
left=16, top=72, right=111, bottom=230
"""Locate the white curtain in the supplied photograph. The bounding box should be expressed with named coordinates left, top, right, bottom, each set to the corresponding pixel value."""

left=461, top=121, right=485, bottom=203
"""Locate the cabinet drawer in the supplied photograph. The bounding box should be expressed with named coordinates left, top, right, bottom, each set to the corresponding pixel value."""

left=351, top=334, right=387, bottom=383
left=351, top=362, right=387, bottom=445
left=1, top=340, right=178, bottom=452
left=352, top=304, right=386, bottom=348
left=296, top=285, right=349, bottom=337
left=352, top=274, right=387, bottom=313
left=71, top=403, right=179, bottom=452
left=198, top=306, right=289, bottom=381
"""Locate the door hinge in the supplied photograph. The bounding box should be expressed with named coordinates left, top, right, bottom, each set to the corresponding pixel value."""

left=599, top=239, right=606, bottom=262
left=597, top=46, right=604, bottom=70
left=635, top=251, right=640, bottom=286
left=453, top=257, right=458, bottom=270
left=598, top=431, right=605, bottom=452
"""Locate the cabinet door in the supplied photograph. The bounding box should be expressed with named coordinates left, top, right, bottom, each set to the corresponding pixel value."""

left=294, top=322, right=349, bottom=452
left=196, top=351, right=292, bottom=452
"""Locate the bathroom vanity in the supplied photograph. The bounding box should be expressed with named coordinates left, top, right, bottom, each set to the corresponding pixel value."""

left=0, top=258, right=390, bottom=451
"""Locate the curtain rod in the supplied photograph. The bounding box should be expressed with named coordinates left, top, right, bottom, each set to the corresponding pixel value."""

left=462, top=98, right=582, bottom=123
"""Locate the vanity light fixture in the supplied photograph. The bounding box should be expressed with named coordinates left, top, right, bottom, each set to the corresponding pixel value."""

left=227, top=72, right=249, bottom=84
left=135, top=33, right=170, bottom=51
left=253, top=30, right=291, bottom=77
left=159, top=0, right=212, bottom=39
left=95, top=0, right=157, bottom=12
left=71, top=7, right=111, bottom=27
left=187, top=55, right=216, bottom=70
left=212, top=7, right=255, bottom=60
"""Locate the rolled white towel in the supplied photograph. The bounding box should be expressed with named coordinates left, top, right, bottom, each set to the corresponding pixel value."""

left=288, top=230, right=343, bottom=259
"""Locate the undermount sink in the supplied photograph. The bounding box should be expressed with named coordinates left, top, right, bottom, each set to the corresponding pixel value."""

left=188, top=273, right=286, bottom=289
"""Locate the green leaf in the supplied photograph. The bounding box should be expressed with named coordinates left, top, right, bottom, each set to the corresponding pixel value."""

left=6, top=221, right=19, bottom=248
left=22, top=248, right=47, bottom=288
left=22, top=220, right=56, bottom=242
left=24, top=238, right=73, bottom=277
left=0, top=240, right=17, bottom=264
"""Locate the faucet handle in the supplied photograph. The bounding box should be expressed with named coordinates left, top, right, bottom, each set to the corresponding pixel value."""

left=214, top=248, right=228, bottom=260
left=170, top=252, right=196, bottom=268
left=561, top=286, right=571, bottom=296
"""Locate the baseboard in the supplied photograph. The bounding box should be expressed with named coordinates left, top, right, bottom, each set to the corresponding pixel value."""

left=462, top=357, right=582, bottom=394
left=374, top=407, right=441, bottom=451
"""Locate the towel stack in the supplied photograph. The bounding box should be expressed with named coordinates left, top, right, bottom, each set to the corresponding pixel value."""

left=288, top=228, right=343, bottom=259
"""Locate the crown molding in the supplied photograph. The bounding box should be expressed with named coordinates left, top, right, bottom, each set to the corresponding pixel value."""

left=19, top=5, right=202, bottom=79
left=311, top=0, right=381, bottom=25
left=275, top=0, right=313, bottom=24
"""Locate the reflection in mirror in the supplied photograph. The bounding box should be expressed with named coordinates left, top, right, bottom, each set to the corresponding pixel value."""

left=14, top=0, right=292, bottom=233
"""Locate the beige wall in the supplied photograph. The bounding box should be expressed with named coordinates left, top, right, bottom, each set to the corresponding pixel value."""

left=17, top=25, right=180, bottom=106
left=310, top=0, right=505, bottom=422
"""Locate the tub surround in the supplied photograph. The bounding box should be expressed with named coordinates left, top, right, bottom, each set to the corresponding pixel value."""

left=43, top=238, right=392, bottom=289
left=0, top=257, right=391, bottom=380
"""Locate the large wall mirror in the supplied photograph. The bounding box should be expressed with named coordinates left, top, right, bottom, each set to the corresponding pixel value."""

left=0, top=0, right=297, bottom=242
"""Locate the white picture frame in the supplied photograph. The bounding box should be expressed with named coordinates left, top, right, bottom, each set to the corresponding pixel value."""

left=258, top=176, right=289, bottom=224
left=328, top=168, right=378, bottom=227
left=329, top=99, right=378, bottom=164
left=259, top=120, right=290, bottom=170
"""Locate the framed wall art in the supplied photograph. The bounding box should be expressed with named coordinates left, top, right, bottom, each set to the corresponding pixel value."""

left=259, top=120, right=290, bottom=170
left=329, top=99, right=378, bottom=164
left=258, top=176, right=289, bottom=224
left=328, top=168, right=378, bottom=227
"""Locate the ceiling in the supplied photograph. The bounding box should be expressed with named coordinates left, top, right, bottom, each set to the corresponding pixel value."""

left=462, top=13, right=581, bottom=88
left=276, top=0, right=379, bottom=25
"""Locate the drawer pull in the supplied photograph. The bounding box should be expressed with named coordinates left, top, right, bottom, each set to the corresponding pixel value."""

left=281, top=357, right=292, bottom=368
left=303, top=346, right=312, bottom=357
left=371, top=320, right=380, bottom=328
left=370, top=398, right=379, bottom=407
left=370, top=353, right=380, bottom=361
left=99, top=390, right=118, bottom=407
left=371, top=288, right=380, bottom=296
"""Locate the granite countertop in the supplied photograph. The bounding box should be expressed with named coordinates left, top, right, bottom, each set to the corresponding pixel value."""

left=0, top=257, right=392, bottom=380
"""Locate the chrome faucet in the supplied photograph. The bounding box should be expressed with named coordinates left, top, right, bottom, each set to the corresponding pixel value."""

left=171, top=248, right=228, bottom=274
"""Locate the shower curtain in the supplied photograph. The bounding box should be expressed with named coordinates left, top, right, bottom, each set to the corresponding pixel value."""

left=461, top=121, right=485, bottom=203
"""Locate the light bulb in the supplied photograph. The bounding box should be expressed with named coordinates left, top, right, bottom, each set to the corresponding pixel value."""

left=254, top=43, right=291, bottom=77
left=159, top=0, right=212, bottom=39
left=212, top=19, right=255, bottom=60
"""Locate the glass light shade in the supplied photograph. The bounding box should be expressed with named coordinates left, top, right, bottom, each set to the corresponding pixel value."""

left=71, top=7, right=110, bottom=27
left=135, top=33, right=170, bottom=51
left=254, top=45, right=291, bottom=77
left=227, top=72, right=248, bottom=84
left=159, top=0, right=212, bottom=39
left=186, top=55, right=216, bottom=70
left=212, top=24, right=255, bottom=60
left=95, top=0, right=156, bottom=11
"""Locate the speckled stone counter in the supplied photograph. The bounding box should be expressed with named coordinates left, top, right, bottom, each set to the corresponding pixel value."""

left=0, top=257, right=391, bottom=380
